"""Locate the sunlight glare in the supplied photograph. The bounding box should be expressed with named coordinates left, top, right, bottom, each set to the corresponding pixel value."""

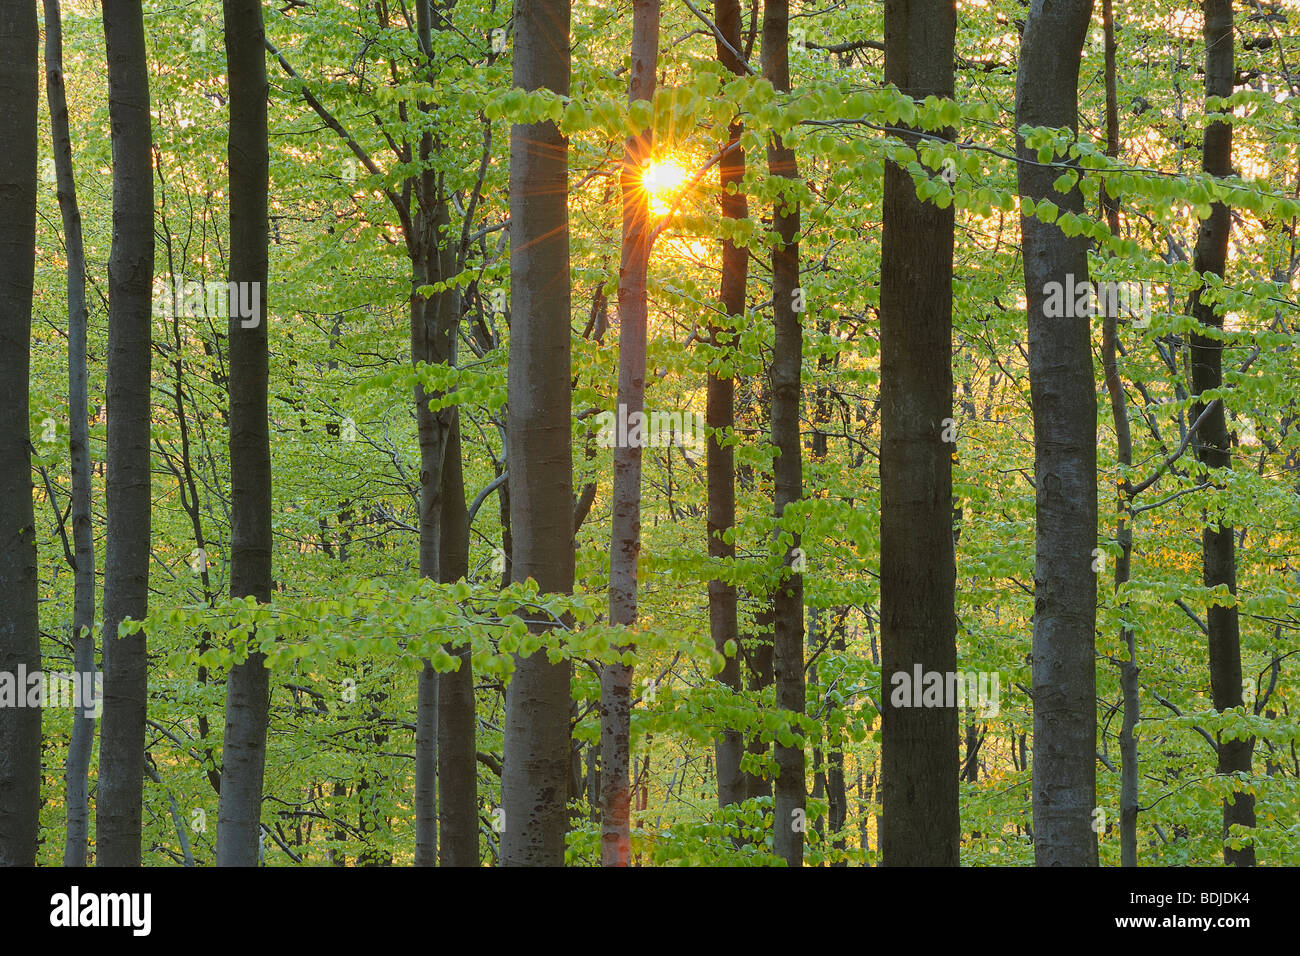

left=642, top=160, right=689, bottom=217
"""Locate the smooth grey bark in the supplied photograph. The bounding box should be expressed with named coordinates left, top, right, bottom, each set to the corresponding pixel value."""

left=709, top=0, right=746, bottom=813
left=415, top=658, right=439, bottom=864
left=0, top=0, right=41, bottom=868
left=501, top=0, right=575, bottom=867
left=1190, top=0, right=1255, bottom=867
left=412, top=0, right=446, bottom=869
left=43, top=0, right=97, bottom=868
left=216, top=0, right=274, bottom=868
left=1099, top=0, right=1139, bottom=868
left=408, top=0, right=477, bottom=868
left=438, top=413, right=476, bottom=865
left=762, top=0, right=805, bottom=868
left=879, top=0, right=959, bottom=867
left=1015, top=0, right=1099, bottom=867
left=600, top=0, right=658, bottom=868
left=97, top=0, right=155, bottom=867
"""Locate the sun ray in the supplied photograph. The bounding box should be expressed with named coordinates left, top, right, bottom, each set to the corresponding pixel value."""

left=641, top=159, right=689, bottom=217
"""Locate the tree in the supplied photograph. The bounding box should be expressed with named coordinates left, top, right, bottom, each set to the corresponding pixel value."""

left=266, top=3, right=481, bottom=865
left=0, top=0, right=41, bottom=869
left=217, top=0, right=274, bottom=867
left=1189, top=0, right=1256, bottom=867
left=500, top=0, right=576, bottom=867
left=410, top=0, right=478, bottom=869
left=44, top=0, right=98, bottom=867
left=879, top=0, right=959, bottom=866
left=762, top=0, right=806, bottom=868
left=438, top=410, right=475, bottom=865
left=708, top=0, right=748, bottom=812
left=1015, top=0, right=1099, bottom=867
left=1098, top=0, right=1140, bottom=868
left=600, top=0, right=660, bottom=869
left=97, top=0, right=156, bottom=867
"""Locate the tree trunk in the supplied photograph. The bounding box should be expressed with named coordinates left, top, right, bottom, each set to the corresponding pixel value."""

left=739, top=405, right=773, bottom=805
left=1099, top=0, right=1139, bottom=868
left=415, top=659, right=439, bottom=865
left=1190, top=0, right=1255, bottom=867
left=501, top=0, right=575, bottom=866
left=812, top=335, right=847, bottom=862
left=600, top=0, right=659, bottom=868
left=439, top=386, right=477, bottom=865
left=217, top=0, right=274, bottom=868
left=44, top=0, right=97, bottom=868
left=97, top=0, right=155, bottom=867
left=879, top=0, right=959, bottom=867
left=744, top=606, right=774, bottom=801
left=410, top=0, right=447, bottom=867
left=709, top=0, right=746, bottom=814
left=827, top=622, right=847, bottom=864
left=762, top=0, right=805, bottom=868
left=1015, top=0, right=1099, bottom=867
left=0, top=0, right=41, bottom=868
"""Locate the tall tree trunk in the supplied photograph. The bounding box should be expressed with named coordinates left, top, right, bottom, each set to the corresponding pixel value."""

left=600, top=0, right=659, bottom=869
left=826, top=623, right=847, bottom=864
left=812, top=329, right=847, bottom=862
left=1190, top=0, right=1255, bottom=867
left=217, top=0, right=273, bottom=867
left=1016, top=0, right=1099, bottom=867
left=879, top=0, right=959, bottom=867
left=411, top=0, right=441, bottom=869
left=410, top=0, right=478, bottom=868
left=736, top=396, right=773, bottom=805
left=709, top=0, right=747, bottom=814
left=97, top=0, right=155, bottom=867
left=1099, top=0, right=1140, bottom=868
left=415, top=657, right=439, bottom=864
left=431, top=191, right=474, bottom=866
left=409, top=172, right=445, bottom=863
left=44, top=0, right=97, bottom=868
left=762, top=0, right=805, bottom=868
left=744, top=607, right=775, bottom=802
left=0, top=0, right=41, bottom=868
left=501, top=0, right=575, bottom=866
left=438, top=411, right=477, bottom=865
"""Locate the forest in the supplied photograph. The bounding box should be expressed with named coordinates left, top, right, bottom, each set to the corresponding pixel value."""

left=0, top=0, right=1297, bottom=871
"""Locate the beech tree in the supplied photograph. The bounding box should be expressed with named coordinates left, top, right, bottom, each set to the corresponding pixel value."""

left=1189, top=0, right=1256, bottom=867
left=217, top=0, right=274, bottom=867
left=500, top=0, right=576, bottom=867
left=97, top=0, right=156, bottom=867
left=0, top=0, right=41, bottom=869
left=43, top=0, right=97, bottom=868
left=599, top=0, right=660, bottom=869
left=879, top=0, right=959, bottom=866
left=708, top=0, right=748, bottom=811
left=762, top=0, right=806, bottom=868
left=1015, top=0, right=1099, bottom=867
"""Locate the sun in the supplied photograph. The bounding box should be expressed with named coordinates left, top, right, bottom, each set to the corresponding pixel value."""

left=641, top=159, right=688, bottom=217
